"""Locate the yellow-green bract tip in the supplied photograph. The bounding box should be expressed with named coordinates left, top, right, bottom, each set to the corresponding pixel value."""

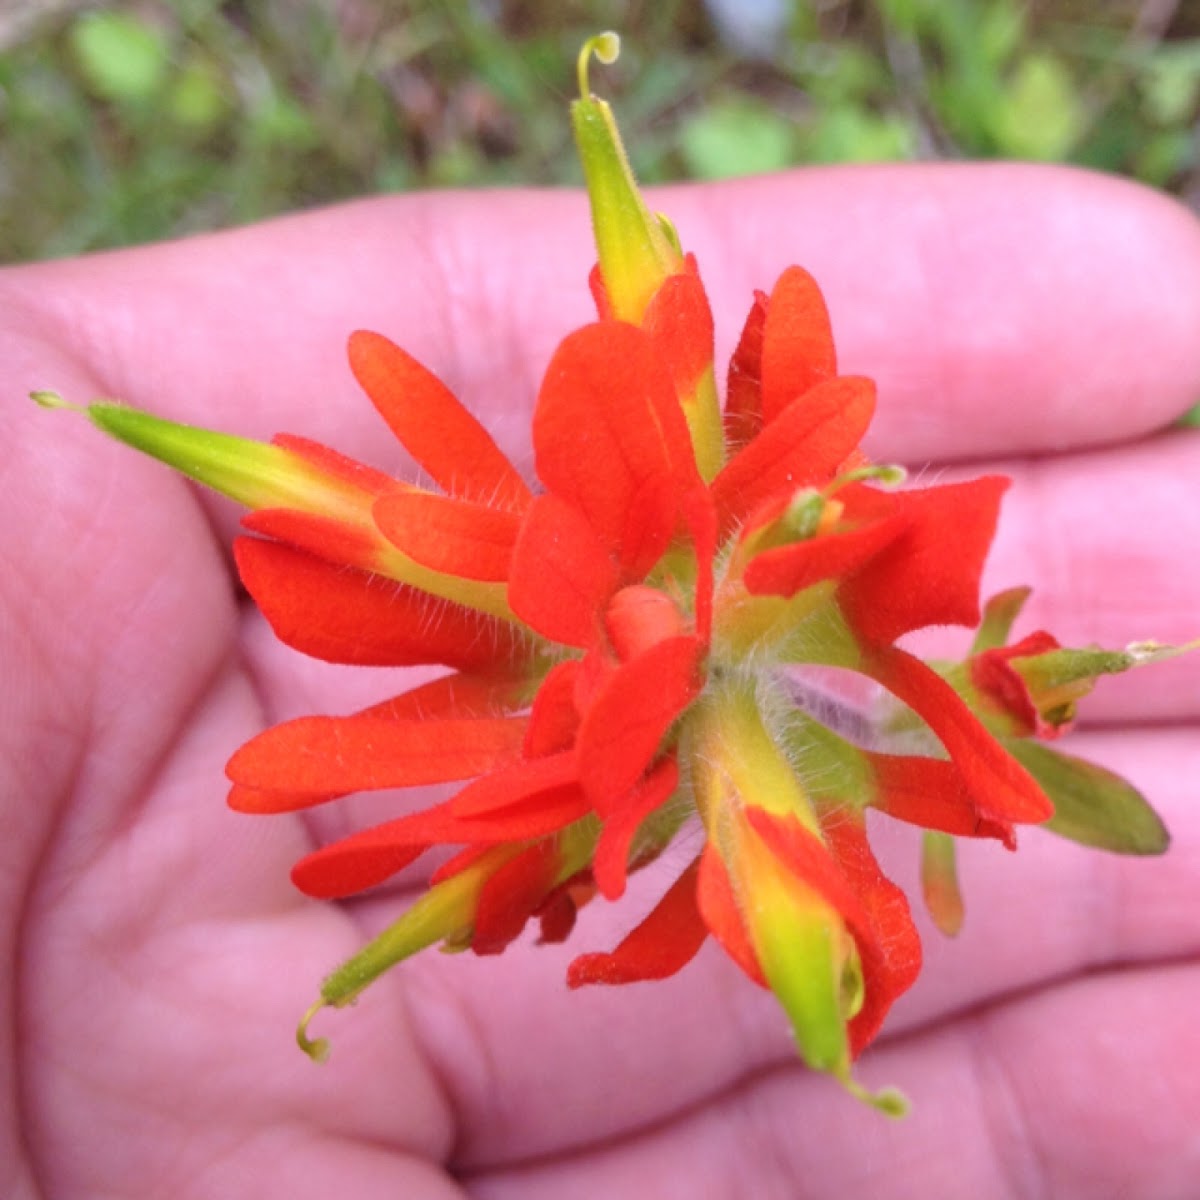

left=577, top=32, right=620, bottom=97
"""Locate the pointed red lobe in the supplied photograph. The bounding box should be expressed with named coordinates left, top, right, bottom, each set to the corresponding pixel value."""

left=567, top=858, right=707, bottom=986
left=576, top=635, right=704, bottom=814
left=234, top=537, right=525, bottom=671
left=724, top=290, right=768, bottom=449
left=536, top=878, right=589, bottom=944
left=838, top=476, right=1009, bottom=645
left=290, top=787, right=589, bottom=899
left=697, top=845, right=767, bottom=986
left=811, top=812, right=922, bottom=1055
left=243, top=508, right=380, bottom=571
left=447, top=751, right=578, bottom=818
left=523, top=661, right=583, bottom=758
left=587, top=263, right=613, bottom=320
left=373, top=491, right=520, bottom=581
left=508, top=494, right=620, bottom=648
left=472, top=840, right=562, bottom=954
left=743, top=513, right=909, bottom=598
left=869, top=753, right=1015, bottom=847
left=226, top=713, right=528, bottom=804
left=759, top=266, right=837, bottom=425
left=712, top=376, right=875, bottom=536
left=365, top=672, right=531, bottom=722
left=348, top=329, right=531, bottom=507
left=643, top=271, right=715, bottom=400
left=865, top=644, right=1053, bottom=825
left=592, top=756, right=679, bottom=901
left=533, top=321, right=699, bottom=566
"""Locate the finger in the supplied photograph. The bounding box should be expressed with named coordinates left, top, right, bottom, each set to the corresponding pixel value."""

left=4, top=164, right=1198, bottom=480
left=346, top=724, right=1197, bottom=1168
left=465, top=961, right=1200, bottom=1200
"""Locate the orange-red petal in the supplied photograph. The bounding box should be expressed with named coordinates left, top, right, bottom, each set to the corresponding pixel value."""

left=723, top=289, right=768, bottom=449
left=743, top=512, right=909, bottom=597
left=523, top=660, right=583, bottom=758
left=508, top=493, right=619, bottom=647
left=373, top=490, right=520, bottom=582
left=576, top=635, right=704, bottom=814
left=697, top=844, right=768, bottom=985
left=869, top=752, right=1016, bottom=847
left=838, top=477, right=1009, bottom=645
left=712, top=376, right=875, bottom=536
left=643, top=271, right=715, bottom=401
left=865, top=644, right=1053, bottom=826
left=226, top=713, right=528, bottom=805
left=592, top=756, right=680, bottom=901
left=364, top=672, right=531, bottom=722
left=243, top=508, right=380, bottom=571
left=348, top=329, right=531, bottom=507
left=234, top=537, right=525, bottom=671
left=567, top=858, right=706, bottom=986
left=290, top=787, right=588, bottom=899
left=447, top=750, right=579, bottom=818
left=472, top=840, right=562, bottom=955
left=533, top=321, right=699, bottom=567
left=759, top=265, right=837, bottom=425
left=810, top=811, right=922, bottom=1055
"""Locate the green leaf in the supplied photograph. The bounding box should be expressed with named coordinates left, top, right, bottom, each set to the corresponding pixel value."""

left=679, top=98, right=798, bottom=180
left=1176, top=404, right=1200, bottom=430
left=1006, top=740, right=1169, bottom=855
left=70, top=11, right=169, bottom=104
left=168, top=53, right=230, bottom=131
left=806, top=106, right=915, bottom=164
left=990, top=53, right=1084, bottom=160
left=1140, top=43, right=1200, bottom=127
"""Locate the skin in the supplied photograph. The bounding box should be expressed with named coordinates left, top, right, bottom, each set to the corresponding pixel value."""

left=2, top=164, right=1200, bottom=1200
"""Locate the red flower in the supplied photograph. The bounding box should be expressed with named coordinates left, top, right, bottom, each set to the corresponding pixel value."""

left=36, top=32, right=1186, bottom=1113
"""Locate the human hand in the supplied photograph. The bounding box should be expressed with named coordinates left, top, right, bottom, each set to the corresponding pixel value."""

left=3, top=166, right=1199, bottom=1198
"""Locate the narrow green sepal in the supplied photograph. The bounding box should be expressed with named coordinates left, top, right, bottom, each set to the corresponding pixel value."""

left=1006, top=739, right=1170, bottom=855
left=920, top=830, right=965, bottom=936
left=971, top=587, right=1032, bottom=653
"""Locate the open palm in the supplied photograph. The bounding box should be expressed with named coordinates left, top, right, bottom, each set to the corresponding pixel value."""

left=4, top=167, right=1199, bottom=1200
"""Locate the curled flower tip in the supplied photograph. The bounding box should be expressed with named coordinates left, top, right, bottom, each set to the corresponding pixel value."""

left=577, top=31, right=620, bottom=97
left=297, top=999, right=331, bottom=1064
left=30, top=389, right=80, bottom=411
left=843, top=1077, right=909, bottom=1118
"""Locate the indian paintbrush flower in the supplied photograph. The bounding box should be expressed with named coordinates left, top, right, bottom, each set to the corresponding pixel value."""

left=33, top=33, right=1193, bottom=1114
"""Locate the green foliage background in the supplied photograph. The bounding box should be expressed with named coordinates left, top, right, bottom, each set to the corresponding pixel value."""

left=1, top=0, right=1198, bottom=264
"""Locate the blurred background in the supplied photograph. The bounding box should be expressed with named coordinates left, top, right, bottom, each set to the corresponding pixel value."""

left=1, top=0, right=1198, bottom=264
